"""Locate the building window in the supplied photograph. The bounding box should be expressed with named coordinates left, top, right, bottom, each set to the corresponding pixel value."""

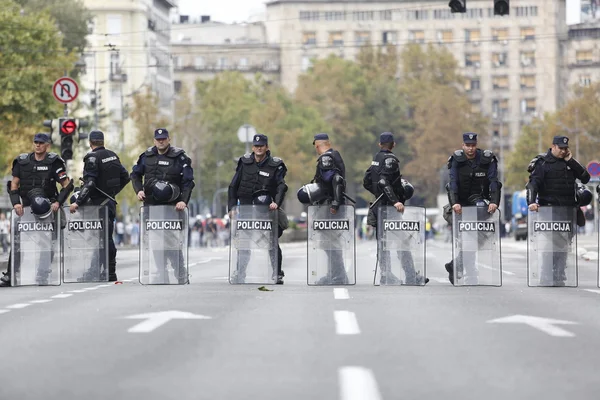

left=302, top=56, right=312, bottom=72
left=299, top=11, right=319, bottom=21
left=470, top=101, right=481, bottom=114
left=492, top=75, right=509, bottom=89
left=353, top=11, right=374, bottom=21
left=406, top=10, right=429, bottom=20
left=492, top=52, right=508, bottom=67
left=355, top=31, right=371, bottom=45
left=465, top=53, right=481, bottom=67
left=520, top=51, right=536, bottom=66
left=194, top=56, right=204, bottom=69
left=302, top=32, right=317, bottom=46
left=174, top=80, right=182, bottom=94
left=380, top=10, right=392, bottom=20
left=324, top=11, right=345, bottom=21
left=382, top=31, right=398, bottom=45
left=520, top=74, right=536, bottom=89
left=576, top=50, right=594, bottom=64
left=464, top=78, right=480, bottom=92
left=580, top=74, right=592, bottom=87
left=492, top=99, right=509, bottom=117
left=516, top=6, right=539, bottom=17
left=434, top=9, right=455, bottom=19
left=173, top=56, right=182, bottom=69
left=328, top=31, right=344, bottom=47
left=465, top=29, right=481, bottom=43
left=107, top=15, right=121, bottom=35
left=437, top=30, right=454, bottom=43
left=239, top=58, right=248, bottom=70
left=409, top=30, right=425, bottom=44
left=218, top=57, right=228, bottom=69
left=492, top=28, right=509, bottom=42
left=520, top=98, right=536, bottom=114
left=520, top=27, right=535, bottom=40
left=465, top=8, right=484, bottom=18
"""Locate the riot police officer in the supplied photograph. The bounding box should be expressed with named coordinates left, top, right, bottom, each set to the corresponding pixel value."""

left=130, top=128, right=195, bottom=284
left=445, top=133, right=501, bottom=284
left=69, top=130, right=131, bottom=281
left=228, top=134, right=288, bottom=284
left=363, top=132, right=428, bottom=285
left=297, top=133, right=349, bottom=285
left=0, top=133, right=73, bottom=287
left=527, top=135, right=590, bottom=285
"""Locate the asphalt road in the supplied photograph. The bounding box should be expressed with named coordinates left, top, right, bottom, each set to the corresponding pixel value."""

left=1, top=236, right=600, bottom=400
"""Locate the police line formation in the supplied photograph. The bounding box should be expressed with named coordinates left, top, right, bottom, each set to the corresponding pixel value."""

left=0, top=129, right=594, bottom=288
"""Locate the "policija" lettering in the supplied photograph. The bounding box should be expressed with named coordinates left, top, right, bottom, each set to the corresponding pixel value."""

left=17, top=222, right=54, bottom=232
left=313, top=220, right=350, bottom=230
left=145, top=220, right=183, bottom=230
left=68, top=221, right=103, bottom=231
left=458, top=222, right=496, bottom=232
left=383, top=221, right=420, bottom=231
left=533, top=222, right=572, bottom=232
left=237, top=220, right=272, bottom=230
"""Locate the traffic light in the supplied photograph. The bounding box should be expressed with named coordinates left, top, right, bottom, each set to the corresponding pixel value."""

left=449, top=0, right=466, bottom=13
left=494, top=0, right=509, bottom=15
left=58, top=118, right=76, bottom=160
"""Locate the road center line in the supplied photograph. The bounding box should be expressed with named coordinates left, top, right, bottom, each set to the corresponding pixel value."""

left=0, top=310, right=11, bottom=314
left=334, top=311, right=360, bottom=335
left=339, top=366, right=382, bottom=400
left=29, top=299, right=53, bottom=304
left=334, top=288, right=349, bottom=300
left=51, top=294, right=73, bottom=299
left=6, top=303, right=31, bottom=309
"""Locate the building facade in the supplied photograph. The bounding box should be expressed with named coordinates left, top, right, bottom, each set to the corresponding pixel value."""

left=81, top=0, right=177, bottom=151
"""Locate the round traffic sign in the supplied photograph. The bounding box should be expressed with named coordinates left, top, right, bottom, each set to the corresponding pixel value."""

left=237, top=124, right=257, bottom=143
left=587, top=161, right=600, bottom=177
left=61, top=119, right=77, bottom=135
left=53, top=77, right=79, bottom=104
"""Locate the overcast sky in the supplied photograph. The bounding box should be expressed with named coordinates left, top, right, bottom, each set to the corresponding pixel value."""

left=177, top=0, right=267, bottom=23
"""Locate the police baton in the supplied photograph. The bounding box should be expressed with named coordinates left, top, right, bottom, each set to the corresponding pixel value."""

left=369, top=176, right=401, bottom=210
left=343, top=192, right=356, bottom=204
left=79, top=177, right=118, bottom=204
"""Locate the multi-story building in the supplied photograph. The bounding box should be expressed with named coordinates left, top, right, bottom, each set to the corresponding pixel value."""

left=81, top=0, right=177, bottom=151
left=262, top=0, right=579, bottom=154
left=171, top=16, right=281, bottom=101
left=561, top=21, right=600, bottom=96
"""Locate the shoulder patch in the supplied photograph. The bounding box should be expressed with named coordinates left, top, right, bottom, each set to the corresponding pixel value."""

left=19, top=153, right=29, bottom=160
left=168, top=146, right=184, bottom=157
left=452, top=150, right=467, bottom=163
left=145, top=147, right=154, bottom=156
left=483, top=149, right=493, bottom=158
left=243, top=153, right=252, bottom=159
left=47, top=152, right=58, bottom=159
left=269, top=156, right=283, bottom=167
left=272, top=157, right=282, bottom=162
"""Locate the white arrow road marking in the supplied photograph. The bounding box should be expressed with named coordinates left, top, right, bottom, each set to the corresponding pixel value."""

left=487, top=315, right=579, bottom=337
left=339, top=367, right=382, bottom=400
left=584, top=289, right=600, bottom=295
left=125, top=310, right=212, bottom=333
left=334, top=288, right=349, bottom=300
left=334, top=311, right=360, bottom=335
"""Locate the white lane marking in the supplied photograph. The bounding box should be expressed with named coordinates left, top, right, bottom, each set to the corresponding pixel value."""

left=488, top=315, right=578, bottom=338
left=0, top=310, right=10, bottom=314
left=126, top=311, right=212, bottom=333
left=68, top=290, right=88, bottom=293
left=95, top=284, right=112, bottom=288
left=51, top=294, right=73, bottom=299
left=429, top=277, right=450, bottom=283
left=191, top=257, right=223, bottom=266
left=29, top=299, right=53, bottom=304
left=6, top=303, right=31, bottom=309
left=334, top=288, right=349, bottom=300
left=83, top=287, right=100, bottom=291
left=339, top=367, right=382, bottom=400
left=584, top=289, right=600, bottom=295
left=334, top=311, right=360, bottom=335
left=479, top=263, right=515, bottom=275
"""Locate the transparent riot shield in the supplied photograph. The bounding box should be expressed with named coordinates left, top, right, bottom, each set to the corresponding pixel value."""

left=528, top=206, right=577, bottom=287
left=139, top=205, right=189, bottom=285
left=374, top=206, right=426, bottom=286
left=451, top=206, right=502, bottom=286
left=63, top=206, right=109, bottom=283
left=10, top=207, right=61, bottom=286
left=307, top=205, right=355, bottom=285
left=229, top=205, right=278, bottom=284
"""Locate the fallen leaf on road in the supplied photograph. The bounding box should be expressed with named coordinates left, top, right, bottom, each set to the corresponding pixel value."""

left=258, top=286, right=273, bottom=292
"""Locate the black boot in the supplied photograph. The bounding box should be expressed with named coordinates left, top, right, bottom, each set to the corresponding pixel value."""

left=276, top=270, right=284, bottom=285
left=0, top=272, right=10, bottom=287
left=445, top=261, right=455, bottom=284
left=108, top=262, right=118, bottom=282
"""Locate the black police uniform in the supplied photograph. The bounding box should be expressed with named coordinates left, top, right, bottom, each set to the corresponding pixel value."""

left=130, top=130, right=195, bottom=284
left=310, top=134, right=349, bottom=285
left=445, top=133, right=502, bottom=284
left=228, top=135, right=288, bottom=284
left=76, top=135, right=131, bottom=281
left=363, top=137, right=427, bottom=285
left=527, top=136, right=590, bottom=285
left=0, top=145, right=73, bottom=286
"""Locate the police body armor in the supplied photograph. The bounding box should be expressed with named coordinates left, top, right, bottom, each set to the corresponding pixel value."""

left=528, top=152, right=578, bottom=207
left=229, top=204, right=279, bottom=284
left=85, top=149, right=123, bottom=201
left=16, top=152, right=59, bottom=205
left=448, top=149, right=496, bottom=205
left=236, top=153, right=283, bottom=205
left=10, top=206, right=61, bottom=286
left=143, top=146, right=185, bottom=205
left=139, top=205, right=189, bottom=285
left=312, top=150, right=344, bottom=205
left=63, top=205, right=109, bottom=283
left=451, top=205, right=502, bottom=286
left=307, top=204, right=355, bottom=285
left=527, top=206, right=577, bottom=287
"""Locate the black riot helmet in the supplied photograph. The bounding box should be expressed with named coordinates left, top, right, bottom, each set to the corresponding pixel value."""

left=252, top=189, right=273, bottom=206
left=401, top=179, right=414, bottom=200
left=70, top=187, right=81, bottom=205
left=27, top=189, right=52, bottom=219
left=576, top=184, right=593, bottom=207
left=467, top=194, right=489, bottom=208
left=152, top=181, right=181, bottom=203
left=297, top=183, right=328, bottom=205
